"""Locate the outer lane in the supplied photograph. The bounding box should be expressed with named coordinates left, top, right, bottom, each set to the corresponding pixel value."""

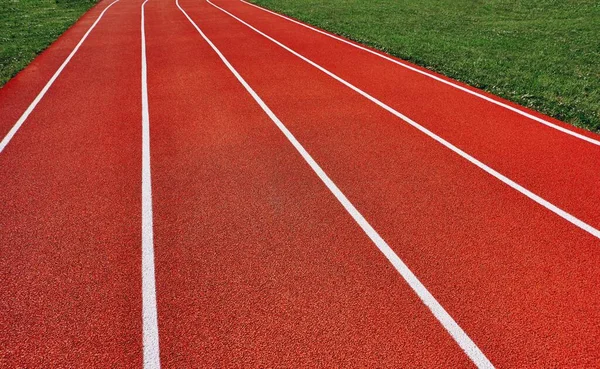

left=0, top=0, right=144, bottom=366
left=0, top=0, right=120, bottom=142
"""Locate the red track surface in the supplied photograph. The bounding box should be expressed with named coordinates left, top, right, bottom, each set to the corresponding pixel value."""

left=0, top=0, right=143, bottom=366
left=1, top=0, right=599, bottom=367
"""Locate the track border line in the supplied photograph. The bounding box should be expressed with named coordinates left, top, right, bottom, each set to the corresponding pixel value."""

left=207, top=0, right=600, bottom=242
left=176, top=1, right=494, bottom=367
left=0, top=0, right=121, bottom=154
left=238, top=0, right=600, bottom=147
left=141, top=1, right=161, bottom=368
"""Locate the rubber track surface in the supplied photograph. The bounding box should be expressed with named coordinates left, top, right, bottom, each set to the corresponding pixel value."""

left=0, top=0, right=143, bottom=366
left=216, top=0, right=600, bottom=231
left=185, top=1, right=600, bottom=366
left=1, top=0, right=599, bottom=367
left=146, top=0, right=474, bottom=366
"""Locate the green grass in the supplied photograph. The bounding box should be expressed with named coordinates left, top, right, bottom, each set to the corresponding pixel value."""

left=251, top=0, right=600, bottom=132
left=0, top=0, right=97, bottom=87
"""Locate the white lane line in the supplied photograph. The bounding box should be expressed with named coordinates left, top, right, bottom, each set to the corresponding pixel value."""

left=141, top=1, right=161, bottom=368
left=239, top=0, right=600, bottom=147
left=0, top=0, right=121, bottom=154
left=208, top=0, right=600, bottom=242
left=176, top=1, right=494, bottom=367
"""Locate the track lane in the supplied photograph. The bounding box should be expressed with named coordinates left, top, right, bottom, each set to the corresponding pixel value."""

left=210, top=0, right=600, bottom=235
left=0, top=0, right=144, bottom=366
left=144, top=0, right=477, bottom=366
left=0, top=0, right=119, bottom=143
left=176, top=1, right=600, bottom=366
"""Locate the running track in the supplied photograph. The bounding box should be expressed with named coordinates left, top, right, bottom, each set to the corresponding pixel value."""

left=1, top=0, right=599, bottom=367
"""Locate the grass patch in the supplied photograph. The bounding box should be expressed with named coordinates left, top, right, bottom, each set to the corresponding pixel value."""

left=0, top=0, right=97, bottom=87
left=251, top=0, right=600, bottom=132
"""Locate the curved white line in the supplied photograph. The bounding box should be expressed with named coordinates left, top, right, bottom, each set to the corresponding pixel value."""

left=177, top=1, right=494, bottom=367
left=0, top=0, right=121, bottom=154
left=141, top=1, right=161, bottom=368
left=208, top=0, right=600, bottom=243
left=239, top=0, right=600, bottom=147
